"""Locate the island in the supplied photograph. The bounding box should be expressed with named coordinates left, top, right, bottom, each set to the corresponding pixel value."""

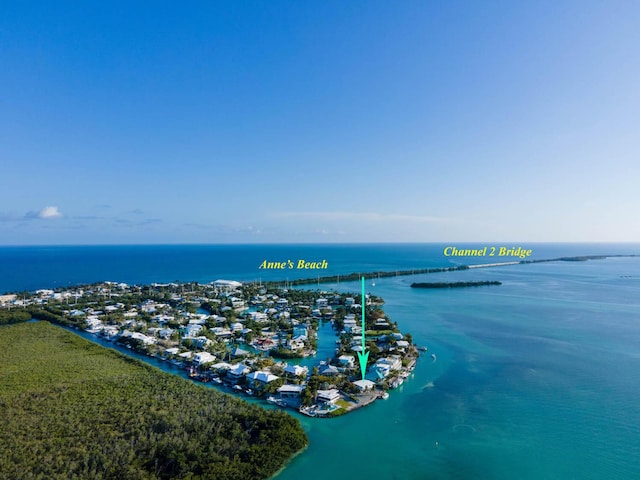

left=0, top=279, right=421, bottom=419
left=411, top=281, right=502, bottom=288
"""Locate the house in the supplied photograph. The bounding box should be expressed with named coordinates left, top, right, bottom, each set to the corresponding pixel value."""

left=292, top=325, right=308, bottom=338
left=277, top=384, right=305, bottom=398
left=210, top=362, right=232, bottom=373
left=179, top=351, right=193, bottom=361
left=193, top=336, right=212, bottom=348
left=249, top=311, right=269, bottom=323
left=353, top=379, right=376, bottom=392
left=317, top=389, right=341, bottom=404
left=158, top=328, right=174, bottom=339
left=229, top=297, right=246, bottom=310
left=375, top=318, right=390, bottom=328
left=287, top=336, right=305, bottom=351
left=319, top=365, right=340, bottom=376
left=284, top=364, right=308, bottom=378
left=338, top=355, right=355, bottom=368
left=227, top=364, right=250, bottom=383
left=121, top=330, right=157, bottom=346
left=230, top=322, right=244, bottom=332
left=343, top=314, right=357, bottom=333
left=373, top=356, right=402, bottom=379
left=165, top=347, right=180, bottom=356
left=211, top=327, right=233, bottom=339
left=245, top=371, right=280, bottom=388
left=101, top=325, right=120, bottom=339
left=316, top=298, right=328, bottom=308
left=182, top=324, right=203, bottom=338
left=213, top=279, right=242, bottom=294
left=193, top=352, right=216, bottom=365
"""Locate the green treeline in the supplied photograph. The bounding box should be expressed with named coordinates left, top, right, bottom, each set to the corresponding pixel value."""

left=0, top=322, right=307, bottom=480
left=0, top=309, right=31, bottom=325
left=410, top=281, right=502, bottom=289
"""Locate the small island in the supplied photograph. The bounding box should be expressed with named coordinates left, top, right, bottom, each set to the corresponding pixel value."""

left=411, top=281, right=502, bottom=288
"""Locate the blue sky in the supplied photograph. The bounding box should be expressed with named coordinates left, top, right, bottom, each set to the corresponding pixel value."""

left=1, top=1, right=639, bottom=244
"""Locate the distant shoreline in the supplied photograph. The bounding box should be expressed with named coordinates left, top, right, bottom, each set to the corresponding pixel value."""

left=265, top=254, right=639, bottom=287
left=411, top=281, right=502, bottom=289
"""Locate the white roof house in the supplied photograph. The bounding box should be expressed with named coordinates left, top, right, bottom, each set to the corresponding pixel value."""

left=213, top=280, right=242, bottom=293
left=317, top=389, right=341, bottom=403
left=277, top=384, right=305, bottom=397
left=246, top=371, right=279, bottom=384
left=193, top=352, right=216, bottom=365
left=338, top=355, right=356, bottom=368
left=353, top=379, right=376, bottom=392
left=284, top=364, right=308, bottom=377
left=228, top=364, right=250, bottom=378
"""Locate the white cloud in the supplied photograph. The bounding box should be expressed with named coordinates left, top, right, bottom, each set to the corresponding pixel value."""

left=37, top=206, right=63, bottom=219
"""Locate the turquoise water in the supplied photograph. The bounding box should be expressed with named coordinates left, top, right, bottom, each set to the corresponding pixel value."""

left=2, top=244, right=640, bottom=478
left=277, top=257, right=640, bottom=479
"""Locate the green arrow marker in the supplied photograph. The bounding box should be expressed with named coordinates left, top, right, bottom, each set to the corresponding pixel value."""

left=356, top=276, right=370, bottom=380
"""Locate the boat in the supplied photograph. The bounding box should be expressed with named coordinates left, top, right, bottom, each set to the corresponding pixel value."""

left=232, top=385, right=243, bottom=391
left=431, top=353, right=437, bottom=361
left=381, top=392, right=390, bottom=400
left=245, top=389, right=254, bottom=396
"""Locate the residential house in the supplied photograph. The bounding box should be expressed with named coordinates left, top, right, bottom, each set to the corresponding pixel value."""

left=317, top=389, right=341, bottom=404
left=245, top=371, right=280, bottom=388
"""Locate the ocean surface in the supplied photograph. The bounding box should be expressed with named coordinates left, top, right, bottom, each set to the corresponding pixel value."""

left=2, top=243, right=640, bottom=479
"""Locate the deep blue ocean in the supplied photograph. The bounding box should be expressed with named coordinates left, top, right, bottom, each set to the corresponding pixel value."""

left=2, top=243, right=640, bottom=479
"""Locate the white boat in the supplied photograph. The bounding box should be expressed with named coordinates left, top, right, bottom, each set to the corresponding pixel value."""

left=381, top=392, right=389, bottom=400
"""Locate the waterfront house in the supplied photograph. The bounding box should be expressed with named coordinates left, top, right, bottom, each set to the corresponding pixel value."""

left=277, top=384, right=305, bottom=398
left=227, top=364, right=250, bottom=383
left=165, top=347, right=180, bottom=357
left=210, top=362, right=232, bottom=373
left=317, top=389, right=341, bottom=404
left=353, top=379, right=376, bottom=392
left=193, top=352, right=216, bottom=365
left=179, top=351, right=193, bottom=361
left=373, top=356, right=402, bottom=379
left=246, top=371, right=280, bottom=388
left=287, top=336, right=305, bottom=351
